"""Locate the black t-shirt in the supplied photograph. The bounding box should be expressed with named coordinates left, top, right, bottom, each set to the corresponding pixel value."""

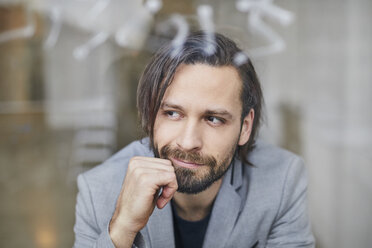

left=172, top=202, right=211, bottom=248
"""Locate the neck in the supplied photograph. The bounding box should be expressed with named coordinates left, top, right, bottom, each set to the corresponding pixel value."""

left=172, top=178, right=223, bottom=221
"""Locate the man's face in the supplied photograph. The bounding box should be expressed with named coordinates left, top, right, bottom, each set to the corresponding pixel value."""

left=153, top=63, right=252, bottom=194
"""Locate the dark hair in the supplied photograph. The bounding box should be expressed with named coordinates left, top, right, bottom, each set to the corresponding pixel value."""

left=137, top=31, right=263, bottom=164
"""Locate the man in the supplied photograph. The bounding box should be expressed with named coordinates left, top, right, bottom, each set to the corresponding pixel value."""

left=73, top=31, right=315, bottom=248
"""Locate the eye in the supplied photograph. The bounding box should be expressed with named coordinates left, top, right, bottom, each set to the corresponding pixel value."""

left=206, top=116, right=225, bottom=126
left=165, top=110, right=181, bottom=120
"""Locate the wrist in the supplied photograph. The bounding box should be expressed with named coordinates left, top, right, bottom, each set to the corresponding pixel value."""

left=109, top=217, right=138, bottom=248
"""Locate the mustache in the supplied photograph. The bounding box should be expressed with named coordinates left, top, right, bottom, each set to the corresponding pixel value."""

left=160, top=145, right=217, bottom=167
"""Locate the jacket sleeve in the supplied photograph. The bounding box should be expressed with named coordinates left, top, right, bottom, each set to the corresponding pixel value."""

left=266, top=157, right=315, bottom=248
left=73, top=173, right=117, bottom=247
left=73, top=174, right=147, bottom=248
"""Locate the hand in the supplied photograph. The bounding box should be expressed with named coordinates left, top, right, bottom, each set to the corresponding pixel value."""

left=109, top=156, right=178, bottom=248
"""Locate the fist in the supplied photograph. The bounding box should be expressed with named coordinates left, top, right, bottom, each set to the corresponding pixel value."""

left=109, top=157, right=178, bottom=247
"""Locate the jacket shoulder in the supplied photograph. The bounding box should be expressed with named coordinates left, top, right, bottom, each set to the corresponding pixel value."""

left=235, top=141, right=313, bottom=247
left=243, top=139, right=307, bottom=213
left=247, top=139, right=304, bottom=171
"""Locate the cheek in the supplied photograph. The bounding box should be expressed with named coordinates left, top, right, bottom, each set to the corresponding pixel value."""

left=153, top=116, right=178, bottom=146
left=203, top=126, right=241, bottom=159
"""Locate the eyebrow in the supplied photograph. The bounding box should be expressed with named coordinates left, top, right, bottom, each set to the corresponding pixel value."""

left=161, top=102, right=185, bottom=111
left=161, top=102, right=234, bottom=120
left=205, top=110, right=233, bottom=120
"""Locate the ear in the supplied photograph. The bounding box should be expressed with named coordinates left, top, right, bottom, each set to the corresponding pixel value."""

left=238, top=109, right=255, bottom=146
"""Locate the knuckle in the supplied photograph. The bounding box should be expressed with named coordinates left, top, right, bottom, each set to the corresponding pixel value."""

left=138, top=173, right=149, bottom=185
left=129, top=156, right=140, bottom=164
left=132, top=167, right=143, bottom=178
left=128, top=158, right=137, bottom=170
left=128, top=157, right=144, bottom=172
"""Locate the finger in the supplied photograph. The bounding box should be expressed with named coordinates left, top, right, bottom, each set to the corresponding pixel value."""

left=156, top=178, right=178, bottom=209
left=129, top=158, right=174, bottom=172
left=127, top=167, right=174, bottom=182
left=156, top=196, right=168, bottom=209
left=131, top=156, right=173, bottom=166
left=161, top=184, right=177, bottom=199
left=132, top=163, right=174, bottom=172
left=140, top=171, right=176, bottom=191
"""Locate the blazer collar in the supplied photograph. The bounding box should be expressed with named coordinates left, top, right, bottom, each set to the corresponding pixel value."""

left=145, top=158, right=244, bottom=248
left=202, top=158, right=243, bottom=248
left=146, top=201, right=175, bottom=248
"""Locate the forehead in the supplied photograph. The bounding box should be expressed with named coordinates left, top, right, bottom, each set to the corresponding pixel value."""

left=162, top=63, right=243, bottom=114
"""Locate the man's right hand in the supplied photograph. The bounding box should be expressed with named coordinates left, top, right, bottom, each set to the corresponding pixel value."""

left=109, top=156, right=178, bottom=248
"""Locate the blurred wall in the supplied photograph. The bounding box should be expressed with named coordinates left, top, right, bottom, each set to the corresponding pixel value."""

left=249, top=0, right=372, bottom=247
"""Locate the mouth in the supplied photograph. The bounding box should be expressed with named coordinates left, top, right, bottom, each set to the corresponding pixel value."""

left=170, top=157, right=205, bottom=169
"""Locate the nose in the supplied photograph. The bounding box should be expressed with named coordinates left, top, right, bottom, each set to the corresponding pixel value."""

left=176, top=119, right=202, bottom=152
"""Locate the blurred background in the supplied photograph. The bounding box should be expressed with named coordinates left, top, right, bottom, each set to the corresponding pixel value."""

left=0, top=0, right=371, bottom=247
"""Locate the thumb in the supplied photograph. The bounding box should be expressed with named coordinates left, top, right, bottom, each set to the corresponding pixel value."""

left=156, top=185, right=177, bottom=209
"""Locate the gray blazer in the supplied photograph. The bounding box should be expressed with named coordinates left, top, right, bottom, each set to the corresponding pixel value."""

left=73, top=138, right=315, bottom=248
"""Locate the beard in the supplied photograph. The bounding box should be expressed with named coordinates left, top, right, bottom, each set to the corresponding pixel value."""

left=153, top=143, right=237, bottom=194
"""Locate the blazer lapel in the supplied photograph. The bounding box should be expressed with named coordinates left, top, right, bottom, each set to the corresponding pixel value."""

left=145, top=202, right=175, bottom=248
left=202, top=160, right=243, bottom=248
